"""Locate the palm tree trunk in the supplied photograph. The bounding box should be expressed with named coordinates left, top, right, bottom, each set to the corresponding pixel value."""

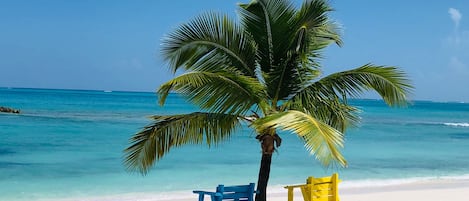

left=255, top=133, right=281, bottom=201
left=255, top=153, right=272, bottom=201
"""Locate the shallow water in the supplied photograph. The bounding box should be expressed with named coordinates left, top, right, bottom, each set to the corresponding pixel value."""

left=1, top=88, right=469, bottom=200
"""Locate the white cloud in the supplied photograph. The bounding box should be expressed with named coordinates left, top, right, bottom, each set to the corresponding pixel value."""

left=445, top=8, right=468, bottom=47
left=449, top=8, right=462, bottom=28
left=436, top=9, right=469, bottom=101
left=446, top=31, right=469, bottom=46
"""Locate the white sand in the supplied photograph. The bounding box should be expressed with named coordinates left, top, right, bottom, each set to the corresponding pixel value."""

left=140, top=179, right=469, bottom=201
left=266, top=179, right=469, bottom=201
left=44, top=178, right=469, bottom=201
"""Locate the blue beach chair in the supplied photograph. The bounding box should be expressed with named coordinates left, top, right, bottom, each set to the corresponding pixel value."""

left=193, top=183, right=256, bottom=201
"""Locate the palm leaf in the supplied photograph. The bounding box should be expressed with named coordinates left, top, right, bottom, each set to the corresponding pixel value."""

left=293, top=0, right=342, bottom=49
left=161, top=12, right=257, bottom=76
left=240, top=0, right=344, bottom=103
left=124, top=112, right=241, bottom=174
left=286, top=87, right=360, bottom=133
left=239, top=0, right=296, bottom=72
left=239, top=0, right=299, bottom=102
left=293, top=0, right=342, bottom=72
left=251, top=110, right=347, bottom=167
left=158, top=70, right=266, bottom=115
left=318, top=64, right=413, bottom=106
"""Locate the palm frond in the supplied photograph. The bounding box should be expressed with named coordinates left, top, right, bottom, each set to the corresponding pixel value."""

left=124, top=112, right=241, bottom=174
left=239, top=0, right=296, bottom=72
left=318, top=64, right=413, bottom=106
left=158, top=70, right=266, bottom=115
left=161, top=12, right=257, bottom=76
left=286, top=87, right=360, bottom=133
left=240, top=0, right=343, bottom=103
left=251, top=110, right=347, bottom=167
left=289, top=0, right=342, bottom=81
left=293, top=0, right=342, bottom=48
left=239, top=0, right=300, bottom=101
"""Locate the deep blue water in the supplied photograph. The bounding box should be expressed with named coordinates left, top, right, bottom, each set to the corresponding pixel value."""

left=1, top=88, right=469, bottom=201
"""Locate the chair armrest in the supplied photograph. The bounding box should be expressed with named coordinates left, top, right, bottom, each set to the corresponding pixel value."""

left=284, top=184, right=307, bottom=189
left=193, top=191, right=222, bottom=201
left=193, top=191, right=219, bottom=196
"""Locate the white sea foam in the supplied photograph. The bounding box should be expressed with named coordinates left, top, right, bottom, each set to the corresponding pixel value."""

left=444, top=122, right=469, bottom=127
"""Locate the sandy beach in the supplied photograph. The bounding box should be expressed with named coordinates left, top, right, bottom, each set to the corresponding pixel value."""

left=266, top=178, right=469, bottom=201
left=153, top=179, right=469, bottom=201
left=88, top=178, right=468, bottom=201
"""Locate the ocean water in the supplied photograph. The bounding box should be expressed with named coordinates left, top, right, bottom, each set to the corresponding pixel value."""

left=1, top=88, right=469, bottom=201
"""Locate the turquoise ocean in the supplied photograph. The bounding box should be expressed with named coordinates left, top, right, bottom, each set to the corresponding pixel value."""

left=1, top=88, right=469, bottom=201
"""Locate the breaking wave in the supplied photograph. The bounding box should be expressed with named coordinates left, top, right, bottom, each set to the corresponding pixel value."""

left=444, top=122, right=469, bottom=127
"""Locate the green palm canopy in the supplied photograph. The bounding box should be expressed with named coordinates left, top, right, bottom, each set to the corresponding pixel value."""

left=124, top=0, right=413, bottom=201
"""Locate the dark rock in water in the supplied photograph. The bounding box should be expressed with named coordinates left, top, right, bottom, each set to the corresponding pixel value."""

left=0, top=106, right=20, bottom=114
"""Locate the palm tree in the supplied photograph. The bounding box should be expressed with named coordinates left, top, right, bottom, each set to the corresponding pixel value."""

left=124, top=0, right=413, bottom=201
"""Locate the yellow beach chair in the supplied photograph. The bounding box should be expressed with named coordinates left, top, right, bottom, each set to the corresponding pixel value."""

left=284, top=173, right=340, bottom=201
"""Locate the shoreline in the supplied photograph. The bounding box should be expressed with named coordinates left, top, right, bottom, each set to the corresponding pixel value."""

left=38, top=177, right=469, bottom=201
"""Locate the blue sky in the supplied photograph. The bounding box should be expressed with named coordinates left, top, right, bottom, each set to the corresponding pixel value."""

left=0, top=0, right=468, bottom=102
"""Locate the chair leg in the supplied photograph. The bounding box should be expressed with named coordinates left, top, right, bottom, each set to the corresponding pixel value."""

left=287, top=188, right=293, bottom=201
left=300, top=186, right=311, bottom=201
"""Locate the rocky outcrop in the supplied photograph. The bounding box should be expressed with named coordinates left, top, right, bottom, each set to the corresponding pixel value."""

left=0, top=106, right=20, bottom=114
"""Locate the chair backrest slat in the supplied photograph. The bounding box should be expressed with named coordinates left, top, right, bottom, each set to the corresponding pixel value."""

left=313, top=183, right=333, bottom=191
left=284, top=173, right=340, bottom=201
left=217, top=183, right=255, bottom=201
left=223, top=185, right=252, bottom=193
left=306, top=173, right=340, bottom=201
